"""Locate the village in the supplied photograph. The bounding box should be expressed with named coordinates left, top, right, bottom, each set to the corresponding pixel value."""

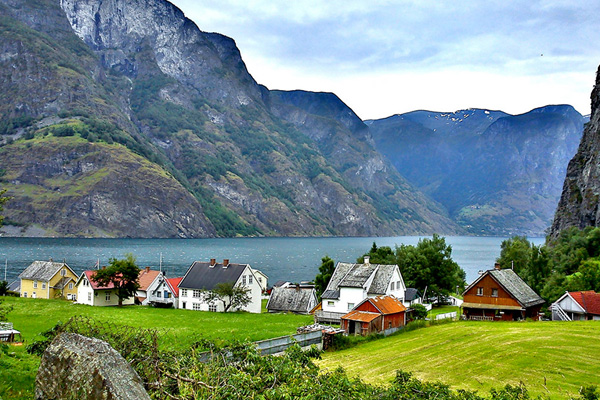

left=3, top=253, right=599, bottom=347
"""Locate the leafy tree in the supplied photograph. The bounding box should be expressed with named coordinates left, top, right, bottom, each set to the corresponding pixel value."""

left=569, top=259, right=600, bottom=293
left=0, top=280, right=8, bottom=296
left=314, top=256, right=335, bottom=300
left=496, top=236, right=532, bottom=275
left=396, top=234, right=466, bottom=303
left=0, top=188, right=9, bottom=227
left=357, top=242, right=396, bottom=264
left=92, top=254, right=140, bottom=307
left=411, top=303, right=428, bottom=320
left=202, top=282, right=251, bottom=312
left=520, top=244, right=551, bottom=295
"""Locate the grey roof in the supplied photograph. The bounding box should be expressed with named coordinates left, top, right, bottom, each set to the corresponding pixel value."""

left=52, top=277, right=72, bottom=290
left=7, top=280, right=20, bottom=293
left=18, top=261, right=70, bottom=282
left=179, top=261, right=248, bottom=290
left=267, top=287, right=317, bottom=314
left=405, top=288, right=422, bottom=302
left=322, top=261, right=399, bottom=299
left=488, top=269, right=544, bottom=308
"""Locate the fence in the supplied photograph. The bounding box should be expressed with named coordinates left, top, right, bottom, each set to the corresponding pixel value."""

left=254, top=331, right=323, bottom=355
left=435, top=311, right=457, bottom=320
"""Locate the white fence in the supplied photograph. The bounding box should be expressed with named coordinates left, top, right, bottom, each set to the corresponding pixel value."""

left=435, top=311, right=457, bottom=320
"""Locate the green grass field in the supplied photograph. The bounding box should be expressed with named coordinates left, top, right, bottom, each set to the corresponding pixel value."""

left=318, top=320, right=600, bottom=399
left=0, top=296, right=312, bottom=399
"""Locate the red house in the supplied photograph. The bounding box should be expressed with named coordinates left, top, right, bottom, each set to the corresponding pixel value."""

left=341, top=295, right=407, bottom=336
left=462, top=265, right=544, bottom=321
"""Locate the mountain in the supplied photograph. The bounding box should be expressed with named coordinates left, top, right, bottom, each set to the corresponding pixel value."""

left=550, top=66, right=600, bottom=238
left=368, top=106, right=585, bottom=236
left=0, top=0, right=460, bottom=237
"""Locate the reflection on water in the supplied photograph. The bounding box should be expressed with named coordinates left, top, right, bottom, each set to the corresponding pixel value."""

left=0, top=236, right=544, bottom=286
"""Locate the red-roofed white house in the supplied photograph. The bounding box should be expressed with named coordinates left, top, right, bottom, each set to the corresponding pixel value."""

left=552, top=290, right=600, bottom=321
left=75, top=270, right=135, bottom=307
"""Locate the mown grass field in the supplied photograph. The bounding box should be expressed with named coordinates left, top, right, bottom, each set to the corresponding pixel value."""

left=318, top=320, right=600, bottom=399
left=0, top=296, right=312, bottom=399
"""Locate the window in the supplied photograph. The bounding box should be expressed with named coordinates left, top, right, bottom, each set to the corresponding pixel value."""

left=42, top=282, right=46, bottom=290
left=258, top=277, right=262, bottom=284
left=397, top=280, right=401, bottom=288
left=88, top=293, right=92, bottom=301
left=347, top=303, right=355, bottom=311
left=105, top=292, right=111, bottom=301
left=242, top=275, right=247, bottom=285
left=61, top=269, right=66, bottom=276
left=391, top=282, right=395, bottom=291
left=181, top=289, right=188, bottom=297
left=23, top=292, right=27, bottom=298
left=193, top=289, right=202, bottom=298
left=209, top=303, right=217, bottom=312
left=68, top=283, right=73, bottom=290
left=476, top=287, right=483, bottom=296
left=248, top=275, right=253, bottom=284
left=33, top=281, right=38, bottom=289
left=193, top=303, right=202, bottom=311
left=157, top=291, right=162, bottom=298
left=327, top=301, right=334, bottom=307
left=491, top=288, right=498, bottom=297
left=166, top=292, right=171, bottom=298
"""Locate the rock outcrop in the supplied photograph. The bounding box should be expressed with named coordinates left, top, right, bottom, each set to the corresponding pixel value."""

left=550, top=66, right=600, bottom=238
left=35, top=333, right=150, bottom=400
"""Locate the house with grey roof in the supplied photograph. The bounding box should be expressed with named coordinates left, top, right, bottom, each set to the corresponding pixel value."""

left=315, top=256, right=406, bottom=324
left=19, top=260, right=78, bottom=300
left=266, top=285, right=317, bottom=314
left=178, top=259, right=263, bottom=313
left=462, top=264, right=545, bottom=321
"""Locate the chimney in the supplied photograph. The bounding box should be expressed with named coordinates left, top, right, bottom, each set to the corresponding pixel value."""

left=494, top=262, right=501, bottom=270
left=210, top=258, right=216, bottom=267
left=145, top=266, right=150, bottom=273
left=223, top=259, right=229, bottom=268
left=364, top=256, right=370, bottom=265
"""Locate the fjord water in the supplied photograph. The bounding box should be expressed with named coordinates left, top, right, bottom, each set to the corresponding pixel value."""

left=0, top=236, right=544, bottom=286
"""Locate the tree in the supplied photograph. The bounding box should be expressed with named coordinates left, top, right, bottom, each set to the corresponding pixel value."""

left=569, top=259, right=600, bottom=293
left=0, top=188, right=9, bottom=227
left=396, top=234, right=466, bottom=303
left=314, top=256, right=335, bottom=300
left=92, top=254, right=140, bottom=307
left=357, top=242, right=395, bottom=264
left=0, top=280, right=8, bottom=296
left=202, top=282, right=251, bottom=312
left=411, top=303, right=428, bottom=320
left=496, top=236, right=532, bottom=275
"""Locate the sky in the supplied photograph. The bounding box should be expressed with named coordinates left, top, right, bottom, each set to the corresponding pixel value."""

left=169, top=0, right=599, bottom=120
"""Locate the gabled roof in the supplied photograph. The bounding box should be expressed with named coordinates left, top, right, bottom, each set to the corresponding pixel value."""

left=179, top=261, right=248, bottom=290
left=7, top=280, right=20, bottom=293
left=464, top=268, right=544, bottom=308
left=364, top=295, right=407, bottom=314
left=322, top=261, right=399, bottom=300
left=79, top=270, right=116, bottom=290
left=341, top=310, right=380, bottom=323
left=138, top=268, right=161, bottom=291
left=166, top=277, right=182, bottom=297
left=52, top=277, right=73, bottom=290
left=405, top=288, right=422, bottom=302
left=569, top=291, right=600, bottom=315
left=19, top=261, right=74, bottom=282
left=267, top=287, right=316, bottom=313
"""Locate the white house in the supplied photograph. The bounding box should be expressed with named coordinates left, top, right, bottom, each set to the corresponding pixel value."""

left=552, top=290, right=600, bottom=321
left=136, top=267, right=163, bottom=305
left=178, top=259, right=263, bottom=313
left=251, top=268, right=268, bottom=293
left=143, top=273, right=180, bottom=308
left=315, top=256, right=406, bottom=324
left=75, top=270, right=135, bottom=307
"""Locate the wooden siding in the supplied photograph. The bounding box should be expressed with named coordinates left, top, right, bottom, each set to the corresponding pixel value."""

left=463, top=274, right=521, bottom=307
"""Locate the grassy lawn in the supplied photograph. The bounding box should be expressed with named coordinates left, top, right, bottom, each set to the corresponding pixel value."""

left=428, top=305, right=459, bottom=318
left=0, top=296, right=311, bottom=399
left=318, top=320, right=600, bottom=399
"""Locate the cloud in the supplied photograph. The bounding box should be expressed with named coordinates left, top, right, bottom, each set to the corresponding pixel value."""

left=171, top=0, right=599, bottom=118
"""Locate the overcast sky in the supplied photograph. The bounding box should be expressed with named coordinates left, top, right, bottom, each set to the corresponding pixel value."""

left=170, top=0, right=599, bottom=120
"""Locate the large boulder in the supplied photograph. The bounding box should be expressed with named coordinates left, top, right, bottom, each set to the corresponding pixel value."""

left=35, top=333, right=150, bottom=400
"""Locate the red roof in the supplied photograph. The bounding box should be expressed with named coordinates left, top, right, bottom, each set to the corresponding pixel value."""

left=570, top=291, right=600, bottom=315
left=138, top=268, right=161, bottom=291
left=166, top=277, right=182, bottom=297
left=342, top=310, right=381, bottom=323
left=82, top=270, right=116, bottom=290
left=368, top=295, right=407, bottom=314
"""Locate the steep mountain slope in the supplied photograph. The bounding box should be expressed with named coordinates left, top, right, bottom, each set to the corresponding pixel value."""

left=550, top=66, right=600, bottom=238
left=0, top=0, right=460, bottom=237
left=369, top=106, right=585, bottom=236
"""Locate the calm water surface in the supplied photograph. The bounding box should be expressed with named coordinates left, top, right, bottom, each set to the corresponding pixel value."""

left=0, top=236, right=544, bottom=286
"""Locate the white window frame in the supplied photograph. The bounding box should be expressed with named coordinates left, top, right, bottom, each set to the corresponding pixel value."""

left=61, top=269, right=67, bottom=277
left=42, top=282, right=46, bottom=290
left=193, top=289, right=202, bottom=298
left=105, top=292, right=111, bottom=301
left=491, top=288, right=498, bottom=297
left=347, top=302, right=355, bottom=311
left=391, top=282, right=395, bottom=291
left=181, top=289, right=188, bottom=297
left=33, top=280, right=38, bottom=289
left=248, top=275, right=253, bottom=284
left=209, top=303, right=217, bottom=312
left=242, top=275, right=247, bottom=285
left=192, top=303, right=202, bottom=311
left=88, top=293, right=92, bottom=301
left=68, top=283, right=73, bottom=290
left=476, top=287, right=483, bottom=296
left=23, top=292, right=28, bottom=298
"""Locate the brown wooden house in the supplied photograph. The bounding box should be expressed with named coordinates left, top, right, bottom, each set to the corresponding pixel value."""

left=341, top=295, right=407, bottom=336
left=462, top=265, right=544, bottom=321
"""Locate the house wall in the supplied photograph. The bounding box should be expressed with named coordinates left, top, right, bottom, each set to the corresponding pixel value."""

left=463, top=275, right=521, bottom=308
left=90, top=289, right=135, bottom=306
left=20, top=279, right=39, bottom=299
left=48, top=267, right=78, bottom=300
left=324, top=287, right=366, bottom=314
left=385, top=269, right=406, bottom=300
left=354, top=301, right=405, bottom=330
left=145, top=278, right=177, bottom=307
left=77, top=280, right=95, bottom=306
left=556, top=295, right=585, bottom=313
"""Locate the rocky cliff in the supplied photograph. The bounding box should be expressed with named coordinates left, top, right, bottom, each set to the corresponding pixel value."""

left=550, top=66, right=600, bottom=238
left=0, top=0, right=460, bottom=237
left=369, top=106, right=585, bottom=236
